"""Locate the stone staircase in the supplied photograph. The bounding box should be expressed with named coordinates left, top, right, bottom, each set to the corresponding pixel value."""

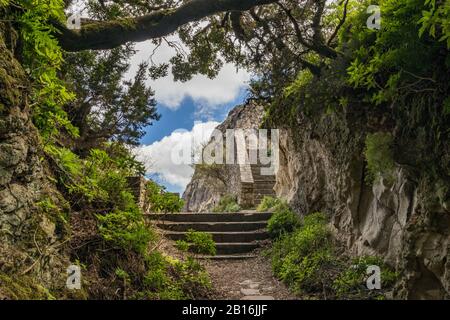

left=147, top=212, right=272, bottom=259
left=251, top=163, right=276, bottom=206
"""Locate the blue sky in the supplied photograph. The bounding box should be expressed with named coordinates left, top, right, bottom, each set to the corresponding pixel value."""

left=128, top=37, right=251, bottom=195
left=140, top=89, right=248, bottom=146
left=139, top=92, right=248, bottom=194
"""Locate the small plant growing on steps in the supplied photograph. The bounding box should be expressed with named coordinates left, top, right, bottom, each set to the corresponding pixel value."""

left=175, top=229, right=216, bottom=256
left=257, top=196, right=283, bottom=212
left=212, top=195, right=240, bottom=213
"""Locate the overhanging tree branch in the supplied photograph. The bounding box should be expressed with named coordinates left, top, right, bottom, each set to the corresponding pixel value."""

left=327, top=0, right=350, bottom=46
left=276, top=1, right=337, bottom=59
left=56, top=0, right=278, bottom=51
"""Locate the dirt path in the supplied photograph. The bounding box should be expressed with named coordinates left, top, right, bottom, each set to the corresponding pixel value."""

left=157, top=231, right=296, bottom=300
left=201, top=250, right=297, bottom=300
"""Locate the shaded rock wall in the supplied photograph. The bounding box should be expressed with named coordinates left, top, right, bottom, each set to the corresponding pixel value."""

left=0, top=25, right=68, bottom=297
left=274, top=110, right=449, bottom=299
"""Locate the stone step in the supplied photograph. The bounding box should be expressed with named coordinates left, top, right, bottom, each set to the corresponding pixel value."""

left=146, top=212, right=272, bottom=223
left=253, top=181, right=276, bottom=188
left=251, top=170, right=274, bottom=176
left=255, top=195, right=275, bottom=202
left=196, top=254, right=258, bottom=260
left=156, top=221, right=267, bottom=232
left=253, top=188, right=275, bottom=193
left=162, top=230, right=269, bottom=242
left=252, top=176, right=276, bottom=182
left=216, top=242, right=259, bottom=254
left=254, top=190, right=275, bottom=198
left=256, top=194, right=274, bottom=198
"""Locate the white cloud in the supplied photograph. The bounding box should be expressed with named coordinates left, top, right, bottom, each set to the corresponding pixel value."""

left=134, top=121, right=219, bottom=191
left=127, top=37, right=250, bottom=110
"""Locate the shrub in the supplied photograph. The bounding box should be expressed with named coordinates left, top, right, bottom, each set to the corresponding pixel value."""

left=175, top=230, right=216, bottom=256
left=140, top=252, right=212, bottom=300
left=212, top=195, right=240, bottom=213
left=333, top=256, right=398, bottom=299
left=172, top=256, right=212, bottom=298
left=257, top=196, right=283, bottom=212
left=269, top=212, right=333, bottom=294
left=266, top=202, right=301, bottom=238
left=364, top=132, right=395, bottom=184
left=96, top=207, right=156, bottom=254
left=146, top=180, right=184, bottom=213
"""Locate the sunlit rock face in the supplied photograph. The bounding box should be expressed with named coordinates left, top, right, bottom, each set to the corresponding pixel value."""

left=275, top=111, right=449, bottom=299
left=182, top=102, right=265, bottom=212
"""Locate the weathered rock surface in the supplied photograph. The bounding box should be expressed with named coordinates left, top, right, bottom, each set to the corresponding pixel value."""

left=274, top=111, right=449, bottom=299
left=0, top=26, right=68, bottom=297
left=183, top=102, right=265, bottom=212
left=182, top=96, right=449, bottom=299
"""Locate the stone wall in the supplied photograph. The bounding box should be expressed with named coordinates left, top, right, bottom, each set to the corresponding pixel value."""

left=126, top=176, right=147, bottom=209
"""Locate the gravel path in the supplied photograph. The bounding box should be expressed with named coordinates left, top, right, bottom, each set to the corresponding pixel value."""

left=201, top=250, right=297, bottom=300
left=156, top=231, right=297, bottom=300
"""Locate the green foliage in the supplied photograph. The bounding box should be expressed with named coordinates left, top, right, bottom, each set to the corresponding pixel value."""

left=266, top=202, right=301, bottom=239
left=269, top=212, right=332, bottom=294
left=268, top=211, right=398, bottom=298
left=0, top=273, right=55, bottom=300
left=96, top=207, right=155, bottom=254
left=418, top=0, right=450, bottom=49
left=283, top=69, right=314, bottom=99
left=115, top=268, right=130, bottom=282
left=36, top=196, right=69, bottom=235
left=333, top=256, right=398, bottom=298
left=45, top=143, right=155, bottom=254
left=140, top=252, right=212, bottom=300
left=16, top=0, right=78, bottom=140
left=345, top=0, right=449, bottom=105
left=174, top=240, right=190, bottom=252
left=44, top=144, right=144, bottom=206
left=212, top=195, right=240, bottom=213
left=364, top=132, right=395, bottom=184
left=146, top=180, right=184, bottom=213
left=176, top=229, right=216, bottom=256
left=256, top=196, right=283, bottom=212
left=63, top=49, right=160, bottom=149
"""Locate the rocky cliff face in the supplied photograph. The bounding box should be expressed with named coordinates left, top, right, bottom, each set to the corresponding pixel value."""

left=0, top=26, right=68, bottom=298
left=182, top=94, right=449, bottom=298
left=182, top=102, right=264, bottom=212
left=274, top=110, right=449, bottom=299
